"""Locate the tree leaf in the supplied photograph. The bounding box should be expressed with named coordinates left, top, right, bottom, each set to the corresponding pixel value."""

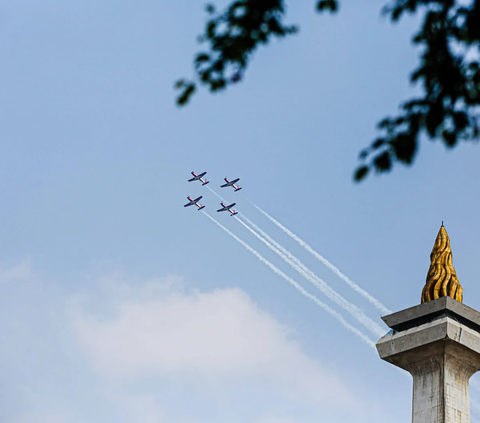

left=354, top=166, right=369, bottom=182
left=316, top=0, right=338, bottom=13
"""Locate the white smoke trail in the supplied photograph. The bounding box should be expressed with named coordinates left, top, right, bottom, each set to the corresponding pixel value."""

left=205, top=186, right=384, bottom=335
left=207, top=185, right=226, bottom=202
left=236, top=216, right=385, bottom=337
left=250, top=202, right=392, bottom=315
left=206, top=186, right=388, bottom=326
left=203, top=211, right=376, bottom=348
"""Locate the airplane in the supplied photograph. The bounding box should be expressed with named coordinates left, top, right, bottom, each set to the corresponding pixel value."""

left=184, top=195, right=205, bottom=211
left=188, top=171, right=209, bottom=185
left=221, top=177, right=242, bottom=191
left=217, top=202, right=238, bottom=216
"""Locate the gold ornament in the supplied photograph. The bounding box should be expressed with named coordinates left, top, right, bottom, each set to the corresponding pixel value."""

left=421, top=225, right=463, bottom=303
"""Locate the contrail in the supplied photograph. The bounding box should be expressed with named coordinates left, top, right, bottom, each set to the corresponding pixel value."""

left=250, top=202, right=392, bottom=315
left=206, top=186, right=387, bottom=329
left=207, top=185, right=225, bottom=202
left=206, top=187, right=384, bottom=335
left=203, top=211, right=376, bottom=348
left=236, top=216, right=385, bottom=337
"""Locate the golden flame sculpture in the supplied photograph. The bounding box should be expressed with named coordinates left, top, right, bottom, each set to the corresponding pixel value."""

left=421, top=225, right=463, bottom=303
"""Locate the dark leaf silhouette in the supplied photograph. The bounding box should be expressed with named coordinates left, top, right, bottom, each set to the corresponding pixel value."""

left=354, top=166, right=369, bottom=182
left=177, top=0, right=480, bottom=182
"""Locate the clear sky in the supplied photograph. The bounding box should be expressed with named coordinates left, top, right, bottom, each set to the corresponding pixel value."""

left=1, top=1, right=480, bottom=422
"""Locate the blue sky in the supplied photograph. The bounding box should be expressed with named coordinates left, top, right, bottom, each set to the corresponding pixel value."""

left=1, top=1, right=480, bottom=422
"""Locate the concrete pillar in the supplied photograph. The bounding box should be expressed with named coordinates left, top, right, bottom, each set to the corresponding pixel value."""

left=377, top=297, right=480, bottom=423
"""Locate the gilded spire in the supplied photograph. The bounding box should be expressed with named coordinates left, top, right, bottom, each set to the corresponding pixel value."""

left=421, top=225, right=463, bottom=303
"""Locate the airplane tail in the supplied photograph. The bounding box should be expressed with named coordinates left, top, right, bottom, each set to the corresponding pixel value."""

left=198, top=205, right=205, bottom=210
left=202, top=181, right=210, bottom=185
left=234, top=187, right=242, bottom=192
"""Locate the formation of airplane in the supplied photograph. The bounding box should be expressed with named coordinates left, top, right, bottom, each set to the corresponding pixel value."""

left=221, top=177, right=242, bottom=192
left=217, top=202, right=238, bottom=216
left=188, top=171, right=209, bottom=186
left=185, top=171, right=242, bottom=216
left=184, top=195, right=205, bottom=210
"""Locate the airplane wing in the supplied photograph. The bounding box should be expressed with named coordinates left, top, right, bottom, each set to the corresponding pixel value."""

left=188, top=177, right=196, bottom=182
left=198, top=171, right=207, bottom=177
left=217, top=207, right=226, bottom=212
left=184, top=196, right=195, bottom=207
left=227, top=203, right=236, bottom=208
left=194, top=196, right=202, bottom=202
left=220, top=183, right=229, bottom=188
left=230, top=178, right=240, bottom=184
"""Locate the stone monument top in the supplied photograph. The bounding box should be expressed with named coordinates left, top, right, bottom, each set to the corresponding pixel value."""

left=377, top=225, right=480, bottom=423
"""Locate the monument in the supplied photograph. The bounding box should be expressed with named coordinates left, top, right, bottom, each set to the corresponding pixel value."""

left=377, top=225, right=480, bottom=423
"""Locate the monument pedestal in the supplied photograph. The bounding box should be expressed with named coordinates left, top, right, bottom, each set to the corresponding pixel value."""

left=377, top=297, right=480, bottom=423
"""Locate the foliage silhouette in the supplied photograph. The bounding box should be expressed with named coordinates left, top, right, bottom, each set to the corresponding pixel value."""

left=176, top=0, right=480, bottom=182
